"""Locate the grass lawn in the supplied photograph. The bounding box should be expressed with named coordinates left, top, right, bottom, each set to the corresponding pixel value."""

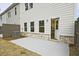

left=0, top=39, right=40, bottom=56
left=69, top=45, right=79, bottom=56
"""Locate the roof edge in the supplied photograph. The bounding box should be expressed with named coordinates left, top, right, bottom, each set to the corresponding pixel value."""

left=0, top=3, right=19, bottom=16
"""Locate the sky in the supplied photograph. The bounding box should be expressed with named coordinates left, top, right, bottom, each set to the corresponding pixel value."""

left=0, top=3, right=12, bottom=13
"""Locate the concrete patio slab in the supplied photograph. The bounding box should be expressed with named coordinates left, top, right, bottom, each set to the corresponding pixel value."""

left=11, top=37, right=69, bottom=56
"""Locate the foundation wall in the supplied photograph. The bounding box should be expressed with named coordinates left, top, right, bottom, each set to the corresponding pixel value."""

left=21, top=32, right=74, bottom=44
left=21, top=32, right=51, bottom=40
left=60, top=35, right=74, bottom=44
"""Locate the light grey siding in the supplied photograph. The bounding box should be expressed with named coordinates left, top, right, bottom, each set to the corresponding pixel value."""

left=1, top=4, right=20, bottom=25
left=19, top=3, right=75, bottom=40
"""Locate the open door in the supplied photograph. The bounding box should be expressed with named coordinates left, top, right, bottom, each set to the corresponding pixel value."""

left=51, top=19, right=55, bottom=39
left=51, top=18, right=59, bottom=39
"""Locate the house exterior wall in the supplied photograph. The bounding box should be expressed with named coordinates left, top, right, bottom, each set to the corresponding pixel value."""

left=19, top=3, right=75, bottom=41
left=1, top=4, right=20, bottom=25
left=2, top=14, right=7, bottom=24
left=0, top=3, right=76, bottom=43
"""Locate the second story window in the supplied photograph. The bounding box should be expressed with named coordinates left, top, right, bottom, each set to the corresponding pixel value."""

left=8, top=12, right=11, bottom=18
left=29, top=3, right=33, bottom=9
left=25, top=3, right=28, bottom=10
left=15, top=7, right=17, bottom=15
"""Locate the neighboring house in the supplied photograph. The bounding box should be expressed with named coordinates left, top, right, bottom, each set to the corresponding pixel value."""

left=0, top=3, right=79, bottom=44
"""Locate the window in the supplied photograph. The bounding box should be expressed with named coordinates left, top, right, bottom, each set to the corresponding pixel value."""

left=56, top=20, right=58, bottom=29
left=8, top=12, right=11, bottom=18
left=30, top=22, right=34, bottom=32
left=39, top=20, right=44, bottom=32
left=15, top=7, right=17, bottom=15
left=0, top=16, right=2, bottom=21
left=24, top=22, right=27, bottom=31
left=25, top=3, right=28, bottom=10
left=29, top=3, right=33, bottom=9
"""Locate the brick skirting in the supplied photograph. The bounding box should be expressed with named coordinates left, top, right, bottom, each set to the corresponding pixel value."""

left=21, top=32, right=51, bottom=40
left=21, top=32, right=74, bottom=44
left=60, top=35, right=74, bottom=44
